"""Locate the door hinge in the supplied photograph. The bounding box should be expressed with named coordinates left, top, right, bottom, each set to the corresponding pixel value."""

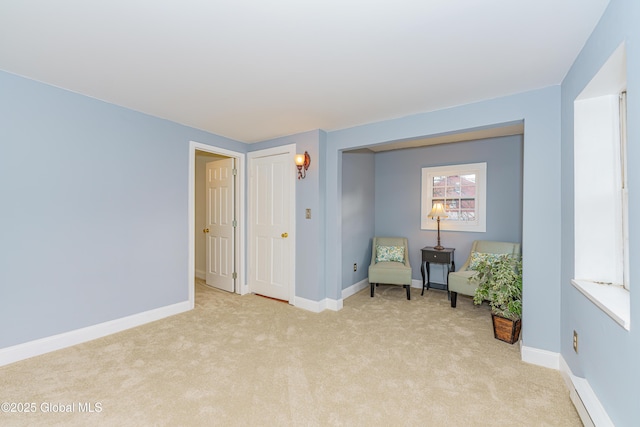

left=232, top=220, right=237, bottom=228
left=232, top=272, right=237, bottom=280
left=232, top=168, right=238, bottom=176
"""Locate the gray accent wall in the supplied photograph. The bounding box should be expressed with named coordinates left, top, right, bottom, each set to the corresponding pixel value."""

left=560, top=0, right=639, bottom=425
left=0, top=70, right=245, bottom=348
left=374, top=136, right=523, bottom=284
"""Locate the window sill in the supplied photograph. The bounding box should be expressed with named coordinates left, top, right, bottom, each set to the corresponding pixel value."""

left=571, top=279, right=630, bottom=330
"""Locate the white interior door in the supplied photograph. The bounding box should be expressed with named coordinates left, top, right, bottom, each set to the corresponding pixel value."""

left=249, top=150, right=294, bottom=301
left=205, top=158, right=235, bottom=292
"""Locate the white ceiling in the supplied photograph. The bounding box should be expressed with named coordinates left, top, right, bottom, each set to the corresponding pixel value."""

left=0, top=0, right=609, bottom=143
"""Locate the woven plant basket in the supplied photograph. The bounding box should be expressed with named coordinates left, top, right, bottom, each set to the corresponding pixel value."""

left=492, top=313, right=521, bottom=344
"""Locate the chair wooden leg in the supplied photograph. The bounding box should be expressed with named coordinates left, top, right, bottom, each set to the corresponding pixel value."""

left=451, top=291, right=457, bottom=307
left=370, top=283, right=375, bottom=297
left=405, top=285, right=411, bottom=300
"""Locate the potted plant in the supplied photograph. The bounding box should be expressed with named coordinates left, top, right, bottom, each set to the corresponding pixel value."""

left=471, top=254, right=523, bottom=344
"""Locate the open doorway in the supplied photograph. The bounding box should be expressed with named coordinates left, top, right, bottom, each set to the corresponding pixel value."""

left=188, top=141, right=246, bottom=309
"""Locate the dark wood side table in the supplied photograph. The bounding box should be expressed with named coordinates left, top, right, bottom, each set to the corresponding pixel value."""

left=421, top=246, right=455, bottom=295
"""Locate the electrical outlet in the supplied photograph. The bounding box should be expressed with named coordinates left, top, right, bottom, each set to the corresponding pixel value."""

left=353, top=263, right=357, bottom=272
left=573, top=330, right=578, bottom=353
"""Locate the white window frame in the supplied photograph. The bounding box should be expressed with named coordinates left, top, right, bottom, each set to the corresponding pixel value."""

left=620, top=91, right=629, bottom=291
left=421, top=162, right=486, bottom=232
left=572, top=42, right=629, bottom=330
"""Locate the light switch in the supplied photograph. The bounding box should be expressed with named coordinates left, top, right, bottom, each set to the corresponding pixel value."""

left=305, top=208, right=311, bottom=219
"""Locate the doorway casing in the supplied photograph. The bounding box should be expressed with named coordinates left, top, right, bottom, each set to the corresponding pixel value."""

left=189, top=141, right=246, bottom=309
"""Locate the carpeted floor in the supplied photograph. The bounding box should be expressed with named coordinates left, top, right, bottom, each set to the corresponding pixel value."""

left=0, top=281, right=581, bottom=426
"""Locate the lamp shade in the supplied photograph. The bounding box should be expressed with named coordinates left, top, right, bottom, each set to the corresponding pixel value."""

left=294, top=154, right=306, bottom=166
left=428, top=202, right=448, bottom=219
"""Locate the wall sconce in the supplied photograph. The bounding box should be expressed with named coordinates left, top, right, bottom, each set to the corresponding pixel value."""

left=428, top=202, right=449, bottom=250
left=295, top=151, right=310, bottom=179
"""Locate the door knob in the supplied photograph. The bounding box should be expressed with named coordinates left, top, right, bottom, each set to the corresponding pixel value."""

left=203, top=228, right=210, bottom=233
left=281, top=232, right=288, bottom=238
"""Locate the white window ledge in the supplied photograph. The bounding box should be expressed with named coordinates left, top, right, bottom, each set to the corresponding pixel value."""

left=571, top=279, right=630, bottom=330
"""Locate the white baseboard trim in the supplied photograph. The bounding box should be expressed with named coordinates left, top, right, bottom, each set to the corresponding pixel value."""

left=324, top=298, right=343, bottom=311
left=521, top=345, right=560, bottom=370
left=195, top=269, right=206, bottom=280
left=0, top=301, right=192, bottom=367
left=559, top=356, right=613, bottom=427
left=342, top=279, right=369, bottom=299
left=294, top=296, right=343, bottom=313
left=521, top=345, right=613, bottom=427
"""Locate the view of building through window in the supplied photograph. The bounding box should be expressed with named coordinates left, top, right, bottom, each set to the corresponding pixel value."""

left=432, top=173, right=477, bottom=221
left=421, top=162, right=486, bottom=232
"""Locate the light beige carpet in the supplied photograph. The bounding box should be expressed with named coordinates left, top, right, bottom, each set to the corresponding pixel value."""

left=1, top=281, right=581, bottom=426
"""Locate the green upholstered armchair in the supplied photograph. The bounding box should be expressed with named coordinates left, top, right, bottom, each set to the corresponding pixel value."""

left=368, top=237, right=412, bottom=300
left=448, top=240, right=521, bottom=308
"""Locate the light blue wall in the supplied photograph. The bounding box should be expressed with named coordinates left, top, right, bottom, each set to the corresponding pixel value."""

left=3, top=8, right=635, bottom=420
left=560, top=1, right=639, bottom=425
left=341, top=152, right=375, bottom=289
left=0, top=71, right=245, bottom=348
left=325, top=86, right=562, bottom=354
left=374, top=136, right=523, bottom=284
left=2, top=3, right=634, bottom=419
left=0, top=67, right=565, bottom=378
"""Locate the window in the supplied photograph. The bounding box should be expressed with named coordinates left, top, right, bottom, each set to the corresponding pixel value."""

left=572, top=43, right=629, bottom=330
left=620, top=91, right=629, bottom=291
left=421, top=162, right=486, bottom=232
left=574, top=44, right=628, bottom=291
